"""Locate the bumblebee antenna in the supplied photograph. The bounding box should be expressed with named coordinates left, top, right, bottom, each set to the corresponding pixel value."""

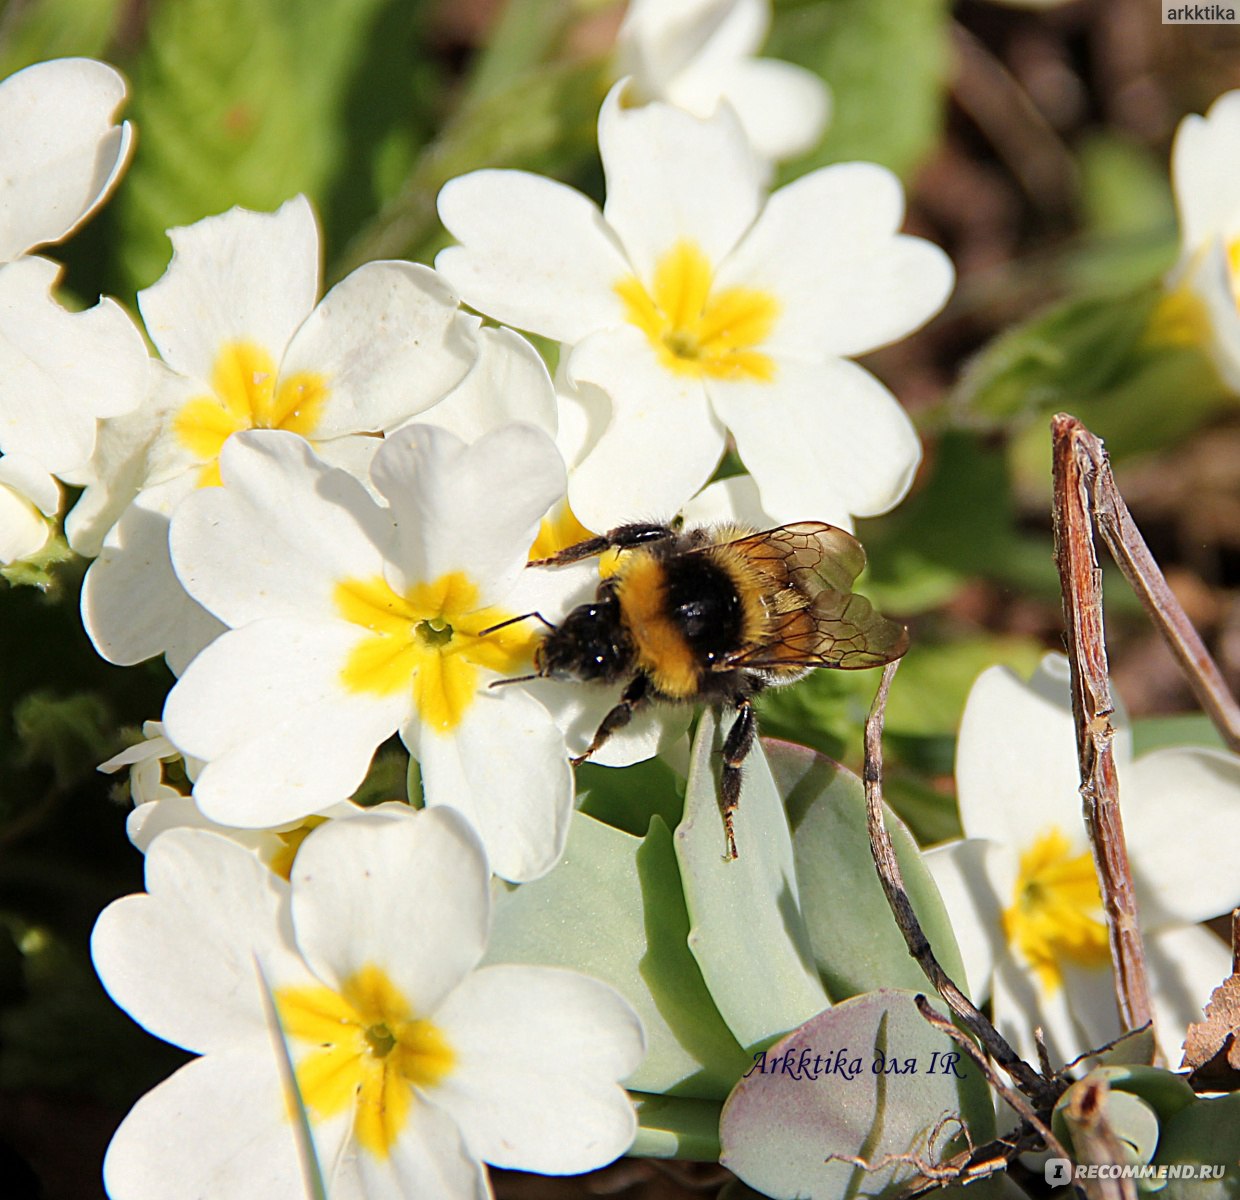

left=488, top=673, right=540, bottom=689
left=477, top=611, right=556, bottom=637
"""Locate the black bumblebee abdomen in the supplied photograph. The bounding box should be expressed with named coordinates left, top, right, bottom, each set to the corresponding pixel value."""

left=662, top=554, right=744, bottom=665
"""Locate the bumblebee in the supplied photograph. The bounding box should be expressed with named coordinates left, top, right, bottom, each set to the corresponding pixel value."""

left=504, top=520, right=908, bottom=860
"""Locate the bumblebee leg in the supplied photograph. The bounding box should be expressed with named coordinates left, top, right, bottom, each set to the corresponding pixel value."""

left=528, top=523, right=675, bottom=567
left=571, top=674, right=651, bottom=766
left=720, top=698, right=757, bottom=860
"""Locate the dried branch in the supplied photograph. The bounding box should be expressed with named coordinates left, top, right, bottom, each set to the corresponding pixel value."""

left=1061, top=1073, right=1138, bottom=1200
left=1061, top=418, right=1240, bottom=754
left=914, top=995, right=1072, bottom=1165
left=864, top=661, right=1056, bottom=1106
left=1051, top=414, right=1154, bottom=1043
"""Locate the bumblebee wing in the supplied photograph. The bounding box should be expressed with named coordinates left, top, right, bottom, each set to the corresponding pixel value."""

left=722, top=591, right=909, bottom=671
left=714, top=521, right=868, bottom=596
left=706, top=523, right=905, bottom=670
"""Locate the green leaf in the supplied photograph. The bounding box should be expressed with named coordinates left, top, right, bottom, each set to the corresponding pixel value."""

left=719, top=990, right=995, bottom=1200
left=0, top=0, right=124, bottom=77
left=1131, top=714, right=1231, bottom=756
left=767, top=740, right=968, bottom=1002
left=631, top=1092, right=723, bottom=1161
left=954, top=286, right=1162, bottom=425
left=1067, top=134, right=1178, bottom=293
left=676, top=711, right=830, bottom=1053
left=1151, top=1092, right=1240, bottom=1198
left=577, top=754, right=685, bottom=837
left=951, top=283, right=1232, bottom=491
left=333, top=55, right=605, bottom=274
left=13, top=691, right=112, bottom=787
left=768, top=0, right=950, bottom=180
left=485, top=811, right=749, bottom=1099
left=116, top=0, right=398, bottom=292
left=859, top=432, right=1061, bottom=612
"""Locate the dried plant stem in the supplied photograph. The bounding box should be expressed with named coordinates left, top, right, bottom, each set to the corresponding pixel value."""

left=1052, top=415, right=1155, bottom=1041
left=1061, top=1073, right=1139, bottom=1200
left=864, top=662, right=1056, bottom=1106
left=914, top=996, right=1072, bottom=1165
left=1065, top=418, right=1240, bottom=753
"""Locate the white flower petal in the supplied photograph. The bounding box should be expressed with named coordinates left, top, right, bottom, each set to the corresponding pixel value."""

left=91, top=828, right=307, bottom=1053
left=126, top=794, right=260, bottom=853
left=0, top=58, right=133, bottom=260
left=354, top=1097, right=489, bottom=1200
left=290, top=809, right=489, bottom=1014
left=922, top=838, right=1014, bottom=1005
left=137, top=196, right=320, bottom=380
left=103, top=1050, right=312, bottom=1200
left=0, top=471, right=51, bottom=562
left=63, top=361, right=188, bottom=556
left=525, top=675, right=691, bottom=768
left=432, top=964, right=642, bottom=1173
left=170, top=430, right=393, bottom=628
left=618, top=0, right=767, bottom=107
left=956, top=655, right=1131, bottom=851
left=0, top=451, right=58, bottom=515
left=1125, top=746, right=1240, bottom=926
left=412, top=326, right=557, bottom=444
left=599, top=83, right=764, bottom=283
left=372, top=423, right=564, bottom=606
left=436, top=170, right=629, bottom=343
left=413, top=687, right=574, bottom=884
left=164, top=618, right=404, bottom=827
left=717, top=163, right=953, bottom=359
left=0, top=255, right=149, bottom=471
left=1055, top=958, right=1124, bottom=1065
left=991, top=953, right=1086, bottom=1069
left=1173, top=236, right=1240, bottom=393
left=81, top=474, right=226, bottom=670
left=708, top=356, right=921, bottom=524
left=717, top=57, right=830, bottom=162
left=1171, top=90, right=1240, bottom=252
left=680, top=473, right=777, bottom=529
left=565, top=327, right=726, bottom=529
left=1147, top=923, right=1232, bottom=1068
left=279, top=260, right=478, bottom=439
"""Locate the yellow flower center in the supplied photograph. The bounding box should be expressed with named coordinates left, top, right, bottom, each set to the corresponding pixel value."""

left=1148, top=279, right=1212, bottom=348
left=173, top=340, right=328, bottom=486
left=267, top=816, right=328, bottom=880
left=615, top=239, right=779, bottom=382
left=529, top=499, right=595, bottom=563
left=335, top=571, right=535, bottom=732
left=1002, top=827, right=1110, bottom=994
left=276, top=964, right=455, bottom=1158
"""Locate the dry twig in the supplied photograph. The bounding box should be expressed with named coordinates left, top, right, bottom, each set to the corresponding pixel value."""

left=863, top=662, right=1057, bottom=1107
left=1052, top=414, right=1154, bottom=1043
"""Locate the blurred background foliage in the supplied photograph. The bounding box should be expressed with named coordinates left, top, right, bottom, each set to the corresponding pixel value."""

left=1, top=0, right=1239, bottom=1195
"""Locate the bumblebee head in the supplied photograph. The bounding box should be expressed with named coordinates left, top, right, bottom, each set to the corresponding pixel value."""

left=534, top=598, right=632, bottom=683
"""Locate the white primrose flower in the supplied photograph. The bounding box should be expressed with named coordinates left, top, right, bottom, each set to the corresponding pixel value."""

left=77, top=195, right=480, bottom=670
left=615, top=0, right=830, bottom=164
left=92, top=808, right=644, bottom=1199
left=1164, top=89, right=1240, bottom=392
left=0, top=58, right=147, bottom=480
left=162, top=422, right=576, bottom=882
left=926, top=654, right=1240, bottom=1067
left=437, top=84, right=952, bottom=533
